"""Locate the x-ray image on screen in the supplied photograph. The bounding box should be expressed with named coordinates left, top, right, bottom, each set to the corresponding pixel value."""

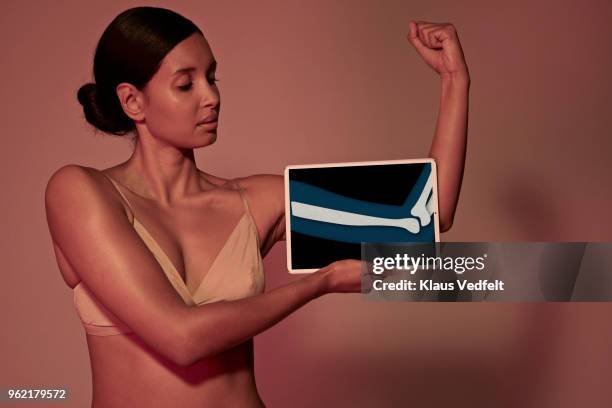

left=285, top=159, right=440, bottom=272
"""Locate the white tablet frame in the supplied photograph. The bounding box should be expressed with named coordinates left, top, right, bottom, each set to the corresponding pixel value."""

left=284, top=158, right=440, bottom=274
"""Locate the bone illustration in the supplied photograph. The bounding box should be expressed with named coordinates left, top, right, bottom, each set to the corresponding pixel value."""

left=426, top=191, right=434, bottom=216
left=291, top=201, right=421, bottom=234
left=410, top=171, right=433, bottom=226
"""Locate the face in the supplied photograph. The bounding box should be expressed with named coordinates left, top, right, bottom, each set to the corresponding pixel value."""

left=139, top=33, right=220, bottom=148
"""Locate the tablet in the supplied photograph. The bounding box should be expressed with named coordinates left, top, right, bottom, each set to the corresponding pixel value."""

left=285, top=158, right=440, bottom=273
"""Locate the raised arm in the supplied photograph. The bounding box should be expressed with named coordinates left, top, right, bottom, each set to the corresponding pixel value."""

left=407, top=21, right=470, bottom=232
left=45, top=166, right=358, bottom=366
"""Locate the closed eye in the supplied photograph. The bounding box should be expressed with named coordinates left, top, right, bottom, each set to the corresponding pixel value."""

left=178, top=78, right=218, bottom=91
left=178, top=82, right=193, bottom=91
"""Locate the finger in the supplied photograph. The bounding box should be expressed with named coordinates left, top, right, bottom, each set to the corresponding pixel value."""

left=417, top=23, right=430, bottom=47
left=415, top=21, right=436, bottom=47
left=421, top=24, right=443, bottom=48
left=428, top=28, right=446, bottom=49
left=407, top=21, right=428, bottom=52
left=410, top=21, right=439, bottom=58
left=437, top=25, right=462, bottom=56
left=414, top=20, right=436, bottom=28
left=426, top=23, right=456, bottom=50
left=408, top=21, right=419, bottom=40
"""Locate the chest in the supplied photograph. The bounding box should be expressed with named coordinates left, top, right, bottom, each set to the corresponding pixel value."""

left=133, top=195, right=254, bottom=293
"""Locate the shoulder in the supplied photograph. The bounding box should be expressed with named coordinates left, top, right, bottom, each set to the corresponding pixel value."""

left=232, top=174, right=286, bottom=253
left=45, top=164, right=91, bottom=200
left=46, top=164, right=108, bottom=198
left=234, top=173, right=283, bottom=193
left=45, top=164, right=125, bottom=221
left=233, top=174, right=284, bottom=211
left=47, top=163, right=118, bottom=186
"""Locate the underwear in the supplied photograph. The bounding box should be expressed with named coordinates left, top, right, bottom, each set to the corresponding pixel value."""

left=73, top=173, right=265, bottom=336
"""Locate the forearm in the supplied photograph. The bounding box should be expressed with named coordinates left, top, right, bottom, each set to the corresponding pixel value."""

left=428, top=72, right=470, bottom=231
left=180, top=266, right=330, bottom=365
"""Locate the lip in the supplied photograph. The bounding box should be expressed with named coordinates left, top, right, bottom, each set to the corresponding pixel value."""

left=197, top=119, right=218, bottom=129
left=197, top=115, right=218, bottom=126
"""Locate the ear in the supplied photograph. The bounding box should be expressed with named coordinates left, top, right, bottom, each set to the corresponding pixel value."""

left=116, top=83, right=145, bottom=122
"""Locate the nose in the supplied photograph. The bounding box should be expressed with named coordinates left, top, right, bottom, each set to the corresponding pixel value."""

left=199, top=79, right=220, bottom=109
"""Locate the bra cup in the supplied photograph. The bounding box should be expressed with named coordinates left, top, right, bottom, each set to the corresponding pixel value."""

left=192, top=219, right=265, bottom=305
left=74, top=282, right=132, bottom=335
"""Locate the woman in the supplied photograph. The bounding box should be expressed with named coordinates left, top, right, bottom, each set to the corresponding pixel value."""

left=44, top=7, right=469, bottom=407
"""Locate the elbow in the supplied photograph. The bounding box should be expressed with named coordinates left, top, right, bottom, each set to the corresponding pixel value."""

left=174, top=337, right=216, bottom=367
left=174, top=353, right=195, bottom=367
left=172, top=342, right=193, bottom=367
left=170, top=324, right=199, bottom=367
left=170, top=320, right=214, bottom=367
left=439, top=209, right=455, bottom=233
left=161, top=316, right=197, bottom=367
left=440, top=219, right=453, bottom=233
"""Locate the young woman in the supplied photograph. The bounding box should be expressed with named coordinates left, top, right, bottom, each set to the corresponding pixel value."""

left=44, top=7, right=469, bottom=407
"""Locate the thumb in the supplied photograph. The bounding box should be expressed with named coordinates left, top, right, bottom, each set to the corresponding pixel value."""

left=407, top=21, right=427, bottom=52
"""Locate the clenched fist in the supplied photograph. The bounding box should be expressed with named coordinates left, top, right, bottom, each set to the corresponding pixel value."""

left=407, top=21, right=469, bottom=80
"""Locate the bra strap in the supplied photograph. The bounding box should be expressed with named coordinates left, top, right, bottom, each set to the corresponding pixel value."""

left=101, top=173, right=136, bottom=217
left=231, top=179, right=253, bottom=216
left=231, top=178, right=261, bottom=248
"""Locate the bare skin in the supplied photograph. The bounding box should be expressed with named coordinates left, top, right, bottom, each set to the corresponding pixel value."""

left=45, top=20, right=469, bottom=408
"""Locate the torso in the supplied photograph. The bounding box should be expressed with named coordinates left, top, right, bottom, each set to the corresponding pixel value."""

left=52, top=165, right=276, bottom=407
left=85, top=331, right=263, bottom=407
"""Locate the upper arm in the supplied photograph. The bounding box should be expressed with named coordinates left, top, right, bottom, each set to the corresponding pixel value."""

left=236, top=174, right=286, bottom=256
left=45, top=165, right=191, bottom=365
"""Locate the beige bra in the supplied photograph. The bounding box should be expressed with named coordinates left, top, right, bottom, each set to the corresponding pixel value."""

left=73, top=173, right=265, bottom=336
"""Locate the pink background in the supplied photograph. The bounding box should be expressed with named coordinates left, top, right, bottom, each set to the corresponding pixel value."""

left=2, top=0, right=612, bottom=406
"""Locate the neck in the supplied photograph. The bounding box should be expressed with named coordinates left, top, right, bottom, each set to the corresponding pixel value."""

left=120, top=131, right=203, bottom=208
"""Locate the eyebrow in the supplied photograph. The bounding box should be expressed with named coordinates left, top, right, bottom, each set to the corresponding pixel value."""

left=172, top=60, right=217, bottom=76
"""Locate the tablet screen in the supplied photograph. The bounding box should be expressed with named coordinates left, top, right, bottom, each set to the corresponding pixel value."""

left=285, top=159, right=440, bottom=273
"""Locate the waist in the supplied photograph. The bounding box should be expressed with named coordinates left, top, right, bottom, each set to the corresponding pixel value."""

left=87, top=333, right=261, bottom=407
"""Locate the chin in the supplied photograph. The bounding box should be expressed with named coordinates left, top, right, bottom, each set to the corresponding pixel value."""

left=196, top=133, right=217, bottom=148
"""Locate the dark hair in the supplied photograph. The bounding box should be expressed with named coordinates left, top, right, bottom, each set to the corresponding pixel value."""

left=77, top=7, right=202, bottom=135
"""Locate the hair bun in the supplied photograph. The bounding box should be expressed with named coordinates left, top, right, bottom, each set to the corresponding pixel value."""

left=77, top=83, right=98, bottom=107
left=76, top=82, right=132, bottom=135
